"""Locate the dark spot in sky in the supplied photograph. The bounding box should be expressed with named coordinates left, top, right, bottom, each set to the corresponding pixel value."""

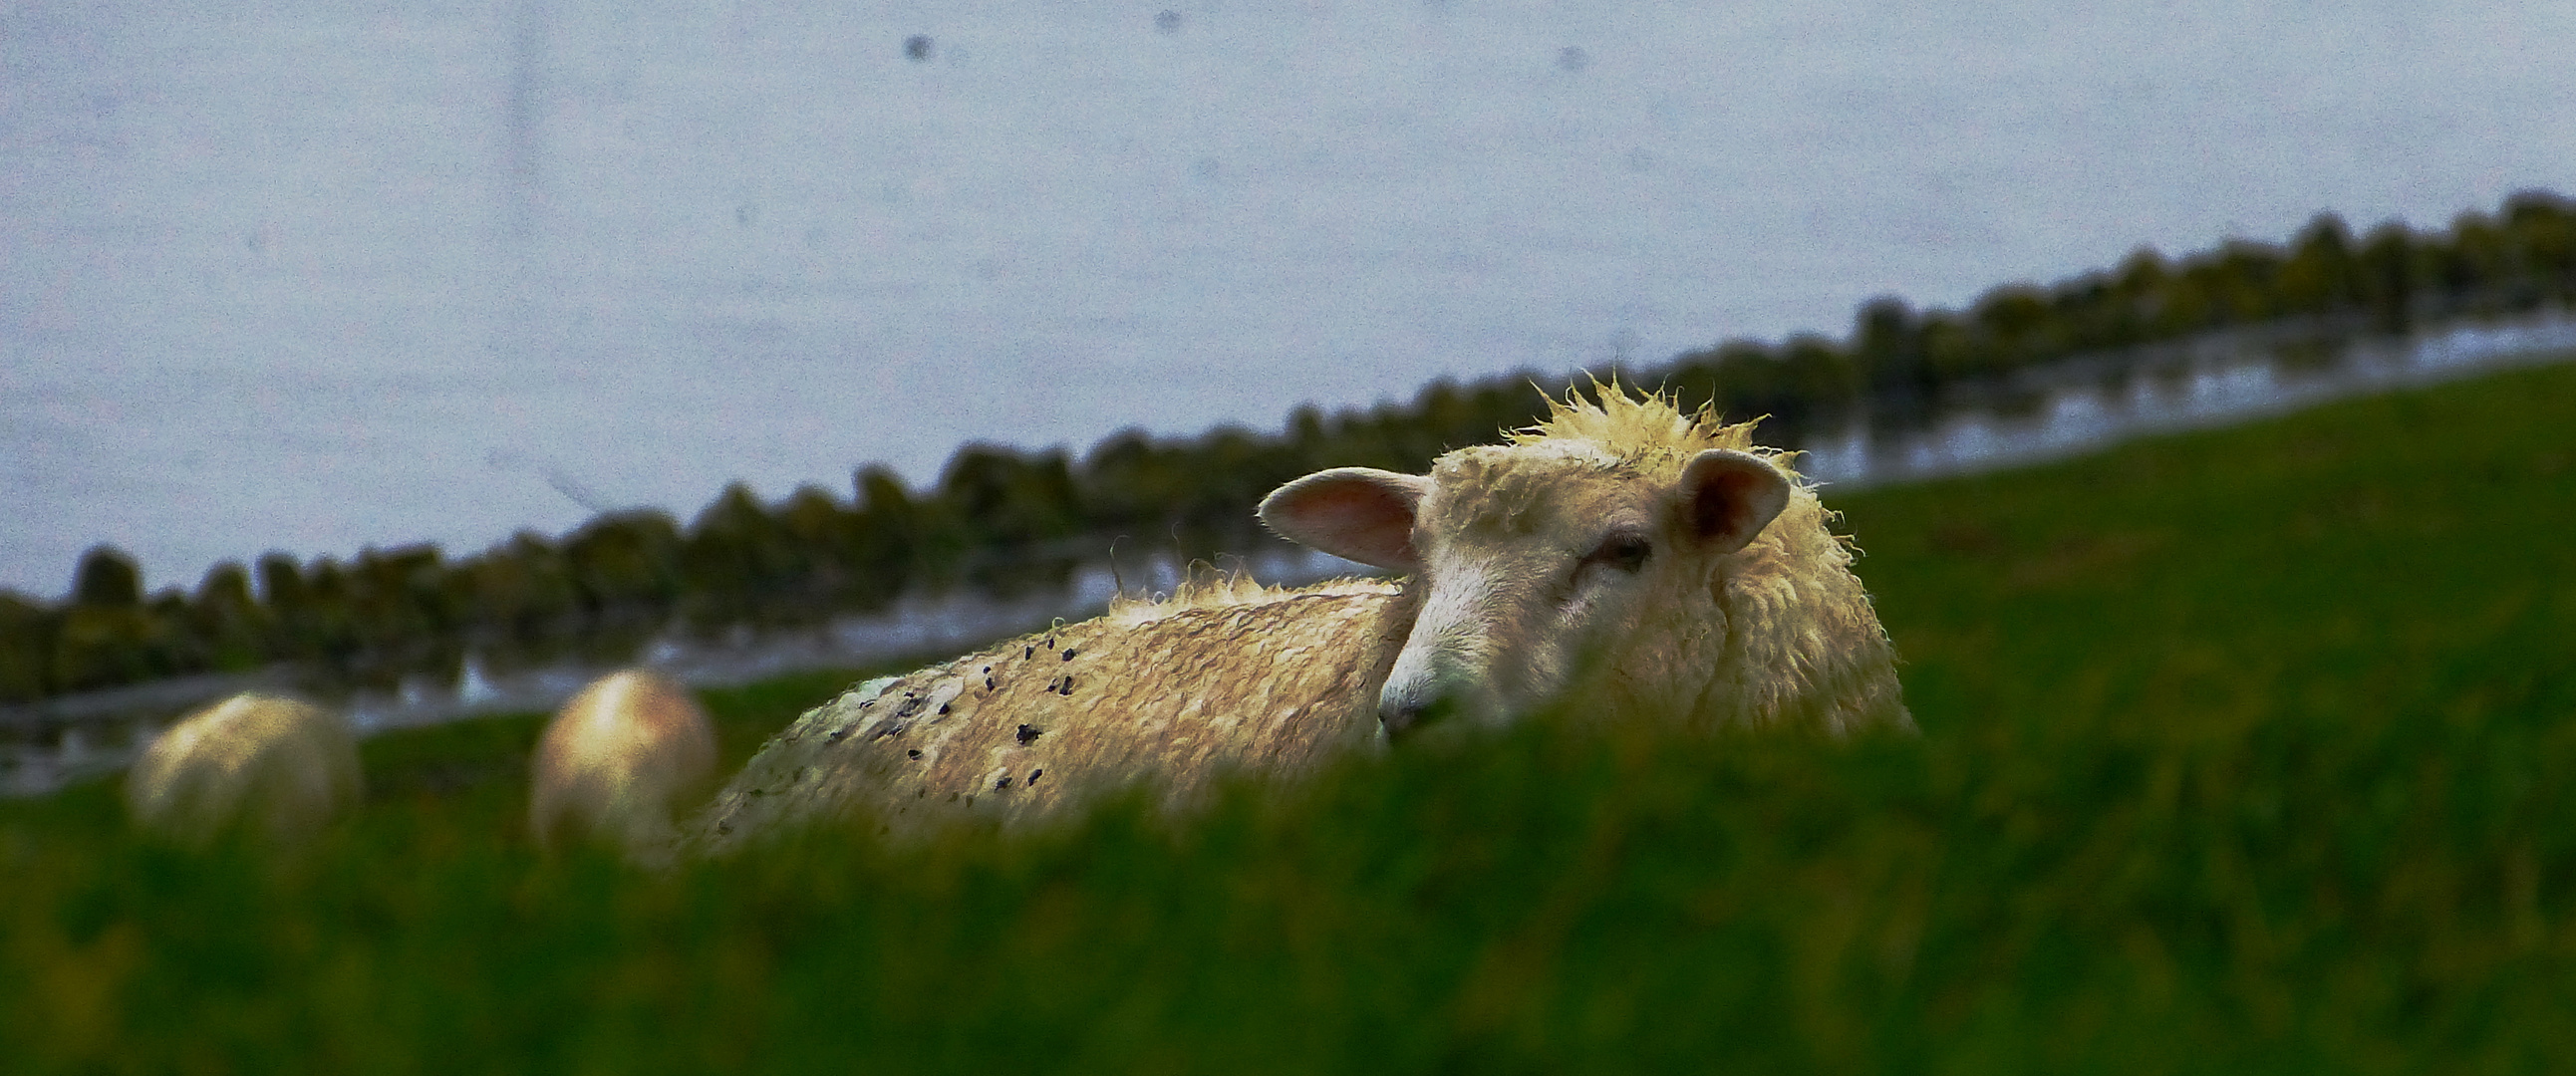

left=1557, top=46, right=1588, bottom=72
left=905, top=35, right=933, bottom=61
left=1155, top=9, right=1182, bottom=32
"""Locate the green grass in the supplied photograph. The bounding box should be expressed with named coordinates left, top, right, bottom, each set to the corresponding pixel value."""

left=8, top=363, right=2576, bottom=1073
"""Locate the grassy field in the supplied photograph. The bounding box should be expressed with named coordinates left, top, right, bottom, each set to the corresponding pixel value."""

left=7, top=362, right=2576, bottom=1073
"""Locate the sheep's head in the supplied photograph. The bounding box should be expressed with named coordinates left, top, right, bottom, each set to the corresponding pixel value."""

left=1261, top=422, right=1792, bottom=736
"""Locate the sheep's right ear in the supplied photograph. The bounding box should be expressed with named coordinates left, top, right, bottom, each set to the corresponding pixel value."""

left=1259, top=467, right=1431, bottom=572
left=1674, top=448, right=1792, bottom=555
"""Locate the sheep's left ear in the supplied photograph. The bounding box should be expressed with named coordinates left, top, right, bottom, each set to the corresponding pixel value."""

left=1673, top=449, right=1792, bottom=554
left=1258, top=467, right=1431, bottom=572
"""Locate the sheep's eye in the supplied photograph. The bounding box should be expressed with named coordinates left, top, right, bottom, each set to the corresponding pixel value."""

left=1581, top=532, right=1653, bottom=575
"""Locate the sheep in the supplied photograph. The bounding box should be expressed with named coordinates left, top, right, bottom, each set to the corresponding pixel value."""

left=1272, top=384, right=1911, bottom=738
left=688, top=385, right=1907, bottom=852
left=126, top=692, right=364, bottom=848
left=529, top=668, right=718, bottom=860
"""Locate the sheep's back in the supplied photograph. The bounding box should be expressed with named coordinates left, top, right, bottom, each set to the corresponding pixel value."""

left=689, top=583, right=1406, bottom=851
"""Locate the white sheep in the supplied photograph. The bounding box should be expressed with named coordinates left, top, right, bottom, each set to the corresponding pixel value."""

left=126, top=692, right=365, bottom=847
left=689, top=386, right=1907, bottom=851
left=1268, top=384, right=1910, bottom=738
left=530, top=668, right=718, bottom=859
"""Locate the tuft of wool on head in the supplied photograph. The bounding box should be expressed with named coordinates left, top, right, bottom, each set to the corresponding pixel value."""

left=1507, top=378, right=1798, bottom=482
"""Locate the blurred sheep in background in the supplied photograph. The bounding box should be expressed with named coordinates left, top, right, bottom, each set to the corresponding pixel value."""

left=529, top=669, right=716, bottom=862
left=126, top=692, right=364, bottom=848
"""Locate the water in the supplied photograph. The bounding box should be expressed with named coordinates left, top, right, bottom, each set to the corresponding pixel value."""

left=1803, top=312, right=2576, bottom=487
left=6, top=0, right=2573, bottom=601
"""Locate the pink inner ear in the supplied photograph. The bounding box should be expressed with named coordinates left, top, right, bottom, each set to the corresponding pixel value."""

left=1681, top=451, right=1790, bottom=553
left=1261, top=470, right=1423, bottom=571
left=1691, top=468, right=1760, bottom=539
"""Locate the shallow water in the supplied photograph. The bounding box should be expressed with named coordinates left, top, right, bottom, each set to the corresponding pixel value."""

left=1805, top=312, right=2576, bottom=487
left=6, top=0, right=2573, bottom=600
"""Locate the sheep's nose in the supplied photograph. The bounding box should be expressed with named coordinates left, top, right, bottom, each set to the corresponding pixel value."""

left=1376, top=683, right=1448, bottom=738
left=1378, top=695, right=1424, bottom=738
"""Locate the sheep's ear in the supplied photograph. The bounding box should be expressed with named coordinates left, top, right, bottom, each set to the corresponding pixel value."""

left=1259, top=467, right=1431, bottom=571
left=1673, top=449, right=1792, bottom=555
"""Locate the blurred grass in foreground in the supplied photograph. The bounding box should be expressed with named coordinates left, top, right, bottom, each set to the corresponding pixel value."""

left=7, top=362, right=2576, bottom=1073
